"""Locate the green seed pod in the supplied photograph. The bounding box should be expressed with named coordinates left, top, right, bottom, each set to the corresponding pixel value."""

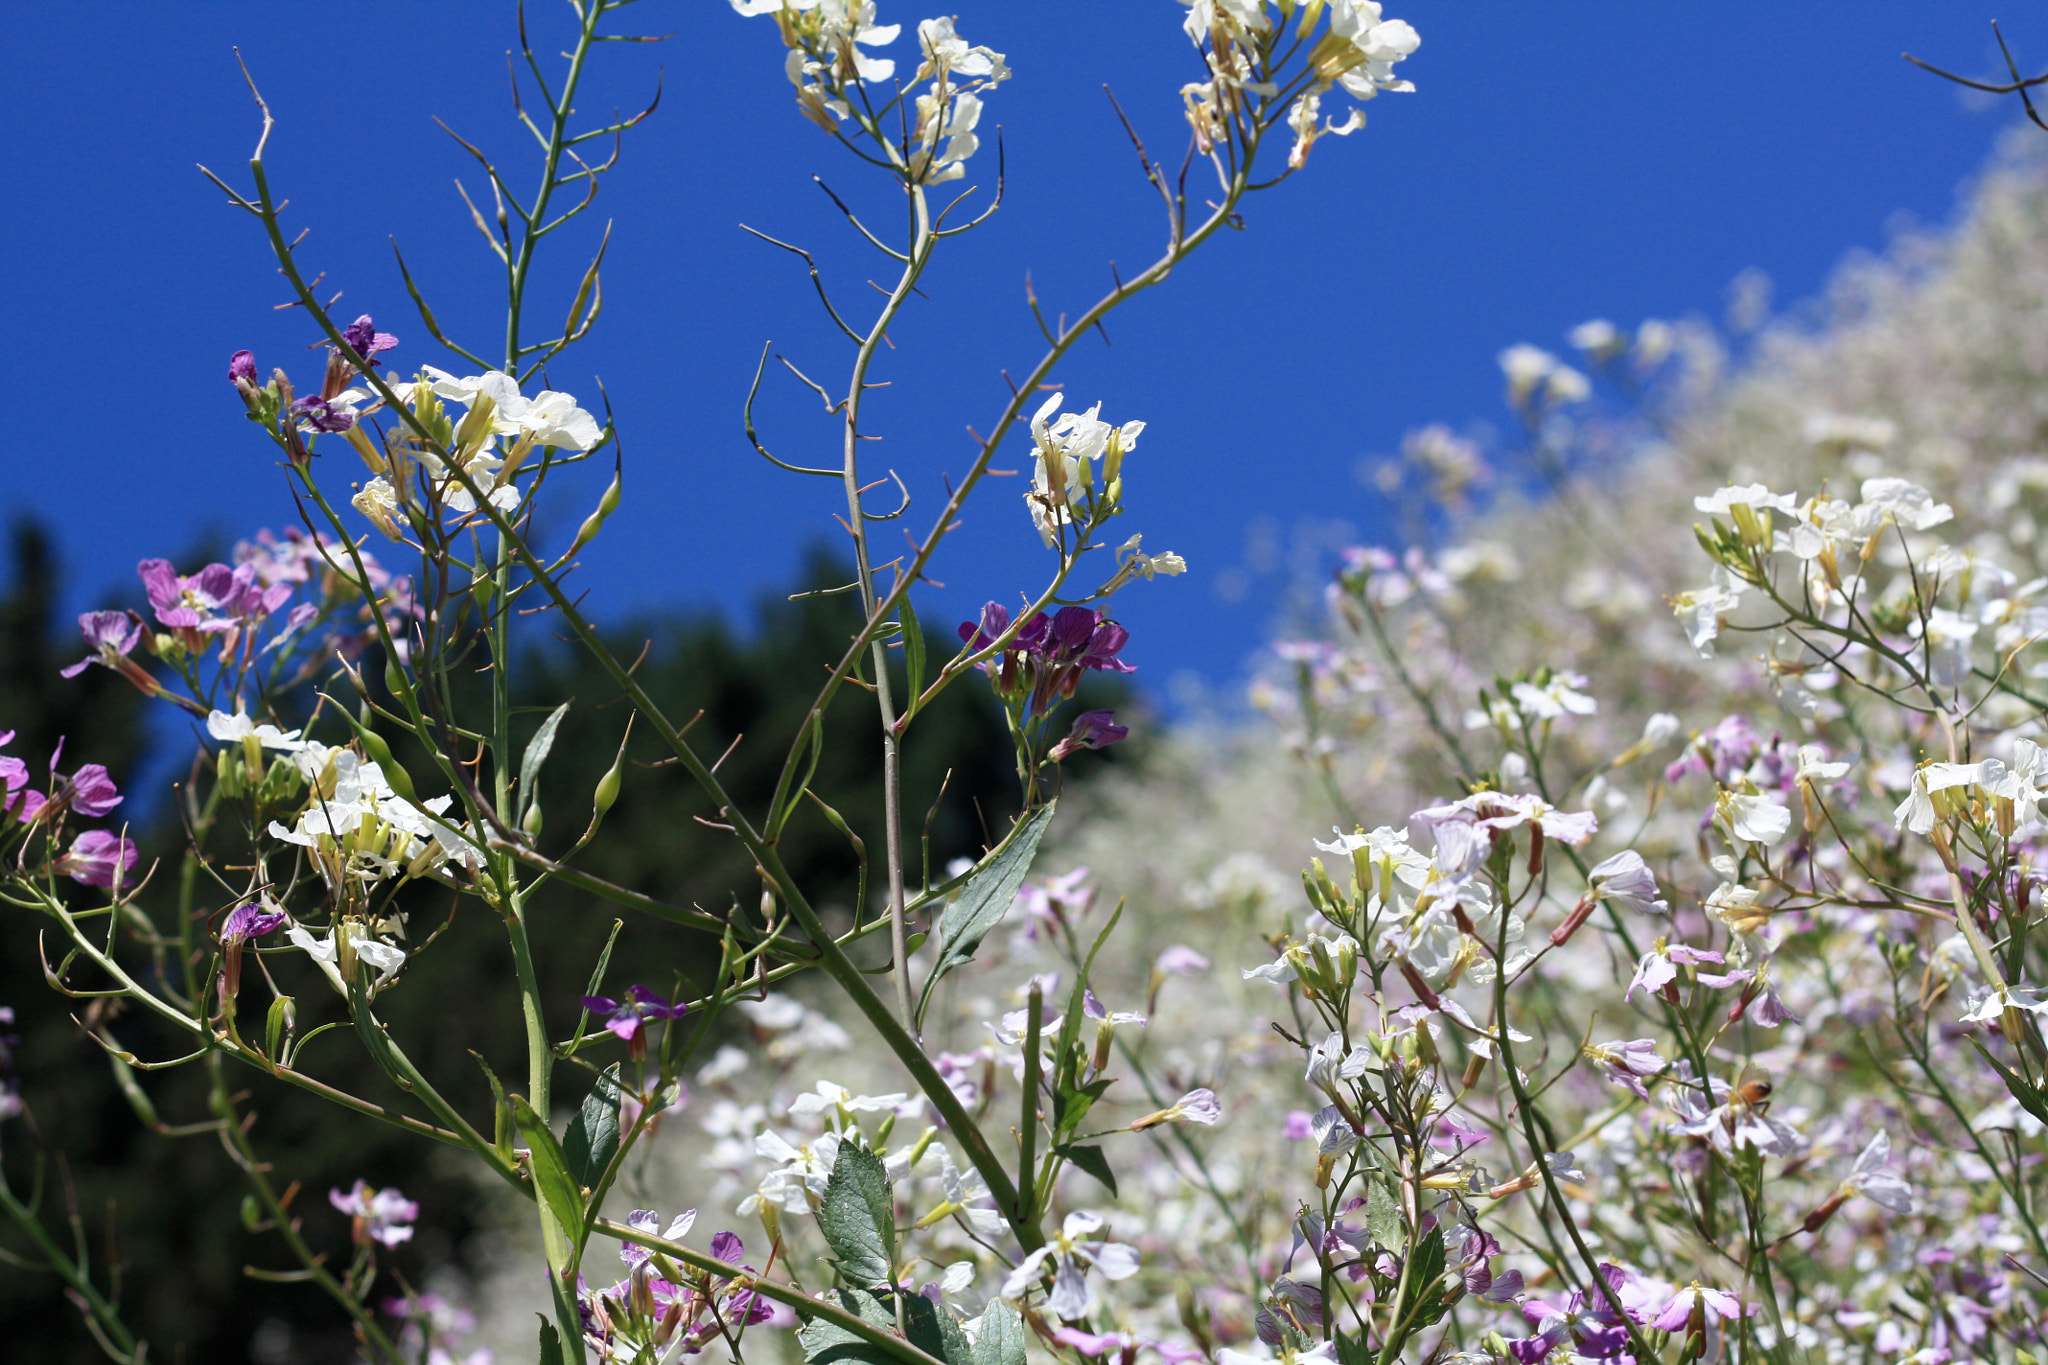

left=358, top=728, right=415, bottom=803
left=383, top=653, right=407, bottom=698
left=216, top=746, right=244, bottom=799
left=593, top=764, right=621, bottom=816
left=523, top=803, right=544, bottom=839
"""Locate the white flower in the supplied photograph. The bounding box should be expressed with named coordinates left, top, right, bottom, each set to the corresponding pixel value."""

left=351, top=477, right=407, bottom=540
left=1856, top=477, right=1952, bottom=532
left=744, top=1128, right=841, bottom=1215
left=1508, top=671, right=1597, bottom=720
left=1839, top=1131, right=1913, bottom=1214
left=1314, top=825, right=1431, bottom=893
left=205, top=710, right=307, bottom=753
left=999, top=1211, right=1138, bottom=1320
left=1717, top=790, right=1791, bottom=847
left=1671, top=568, right=1745, bottom=658
left=788, top=1080, right=909, bottom=1118
left=1795, top=745, right=1851, bottom=784
left=519, top=390, right=603, bottom=452
left=1892, top=760, right=1995, bottom=835
left=1025, top=395, right=1141, bottom=548
left=1694, top=484, right=1799, bottom=518
left=1586, top=850, right=1668, bottom=915
left=914, top=16, right=1007, bottom=83
left=1960, top=983, right=2048, bottom=1024
left=287, top=921, right=408, bottom=995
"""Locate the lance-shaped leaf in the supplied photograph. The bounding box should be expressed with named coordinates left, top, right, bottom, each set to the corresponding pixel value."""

left=916, top=803, right=1056, bottom=1027
left=819, top=1140, right=897, bottom=1289
left=563, top=1064, right=623, bottom=1190
left=513, top=1095, right=586, bottom=1276
left=518, top=702, right=571, bottom=821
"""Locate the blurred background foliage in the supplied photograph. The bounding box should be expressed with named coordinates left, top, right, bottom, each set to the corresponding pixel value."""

left=0, top=524, right=1135, bottom=1362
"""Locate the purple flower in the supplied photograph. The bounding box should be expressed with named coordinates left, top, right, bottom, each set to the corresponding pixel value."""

left=55, top=830, right=137, bottom=890
left=0, top=733, right=30, bottom=824
left=342, top=314, right=399, bottom=363
left=54, top=764, right=122, bottom=819
left=709, top=1229, right=745, bottom=1264
left=330, top=1179, right=419, bottom=1248
left=1649, top=1284, right=1745, bottom=1332
left=137, top=559, right=292, bottom=652
left=1283, top=1109, right=1315, bottom=1141
left=1052, top=1328, right=1143, bottom=1359
left=620, top=1208, right=696, bottom=1267
left=60, top=611, right=144, bottom=681
left=218, top=900, right=287, bottom=1003
left=1050, top=709, right=1128, bottom=761
left=228, top=350, right=258, bottom=384
left=581, top=985, right=681, bottom=1062
left=290, top=395, right=356, bottom=433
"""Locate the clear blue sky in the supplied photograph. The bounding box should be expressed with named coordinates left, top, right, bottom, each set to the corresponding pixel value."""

left=2, top=3, right=2036, bottom=708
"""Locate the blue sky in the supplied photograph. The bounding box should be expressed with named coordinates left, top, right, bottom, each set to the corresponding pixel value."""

left=3, top=3, right=2038, bottom=710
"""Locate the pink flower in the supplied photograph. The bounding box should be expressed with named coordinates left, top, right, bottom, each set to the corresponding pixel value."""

left=330, top=1179, right=419, bottom=1248
left=55, top=830, right=138, bottom=889
left=1649, top=1283, right=1746, bottom=1332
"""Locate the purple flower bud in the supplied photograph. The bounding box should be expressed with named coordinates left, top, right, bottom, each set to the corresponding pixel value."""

left=1050, top=709, right=1128, bottom=762
left=341, top=314, right=399, bottom=361
left=229, top=350, right=258, bottom=383
left=221, top=901, right=288, bottom=946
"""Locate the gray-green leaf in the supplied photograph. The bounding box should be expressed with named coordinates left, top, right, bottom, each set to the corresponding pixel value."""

left=518, top=702, right=571, bottom=819
left=563, top=1065, right=622, bottom=1190
left=916, top=803, right=1056, bottom=1027
left=819, top=1141, right=896, bottom=1289
left=797, top=1289, right=898, bottom=1365
left=1365, top=1176, right=1402, bottom=1252
left=972, top=1300, right=1026, bottom=1365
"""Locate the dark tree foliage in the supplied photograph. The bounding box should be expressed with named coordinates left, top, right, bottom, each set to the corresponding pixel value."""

left=0, top=528, right=1135, bottom=1362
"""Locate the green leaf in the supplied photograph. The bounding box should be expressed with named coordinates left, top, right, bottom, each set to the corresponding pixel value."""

left=563, top=1065, right=623, bottom=1190
left=1365, top=1177, right=1402, bottom=1252
left=797, top=1288, right=899, bottom=1365
left=901, top=594, right=926, bottom=715
left=819, top=1140, right=896, bottom=1288
left=1054, top=1142, right=1118, bottom=1197
left=903, top=1294, right=975, bottom=1365
left=513, top=1095, right=586, bottom=1274
left=972, top=1300, right=1026, bottom=1365
left=518, top=702, right=571, bottom=820
left=1394, top=1226, right=1450, bottom=1330
left=537, top=1317, right=566, bottom=1365
left=1332, top=1329, right=1372, bottom=1365
left=916, top=804, right=1056, bottom=1027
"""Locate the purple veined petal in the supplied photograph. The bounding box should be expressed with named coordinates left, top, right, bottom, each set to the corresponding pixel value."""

left=66, top=765, right=123, bottom=818
left=709, top=1229, right=745, bottom=1264
left=229, top=350, right=258, bottom=383
left=1046, top=1257, right=1093, bottom=1319
left=136, top=559, right=182, bottom=613
left=1048, top=606, right=1099, bottom=654
left=580, top=994, right=620, bottom=1015
left=1014, top=611, right=1051, bottom=650
left=1088, top=1240, right=1140, bottom=1281
left=192, top=562, right=241, bottom=609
